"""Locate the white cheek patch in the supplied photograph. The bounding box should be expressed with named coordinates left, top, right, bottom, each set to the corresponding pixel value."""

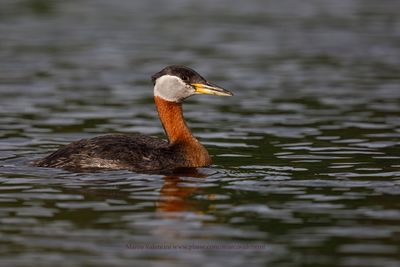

left=154, top=75, right=194, bottom=102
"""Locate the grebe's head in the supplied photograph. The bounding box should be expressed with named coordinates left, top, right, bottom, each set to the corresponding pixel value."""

left=152, top=65, right=233, bottom=103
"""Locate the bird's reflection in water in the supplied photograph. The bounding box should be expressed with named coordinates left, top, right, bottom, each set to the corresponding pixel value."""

left=59, top=168, right=209, bottom=215
left=57, top=168, right=210, bottom=242
left=152, top=168, right=211, bottom=240
left=57, top=168, right=209, bottom=233
left=156, top=168, right=208, bottom=213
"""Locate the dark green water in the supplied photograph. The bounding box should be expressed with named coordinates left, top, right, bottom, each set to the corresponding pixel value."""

left=1, top=1, right=400, bottom=266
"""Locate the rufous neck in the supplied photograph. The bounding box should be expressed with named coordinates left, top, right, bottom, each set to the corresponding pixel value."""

left=154, top=96, right=211, bottom=167
left=154, top=96, right=196, bottom=144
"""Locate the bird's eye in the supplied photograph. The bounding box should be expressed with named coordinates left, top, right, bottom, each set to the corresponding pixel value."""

left=182, top=76, right=189, bottom=82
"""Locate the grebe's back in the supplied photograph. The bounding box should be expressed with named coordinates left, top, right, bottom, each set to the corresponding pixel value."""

left=34, top=134, right=184, bottom=171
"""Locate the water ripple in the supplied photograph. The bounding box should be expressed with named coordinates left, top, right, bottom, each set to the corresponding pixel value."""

left=1, top=1, right=400, bottom=267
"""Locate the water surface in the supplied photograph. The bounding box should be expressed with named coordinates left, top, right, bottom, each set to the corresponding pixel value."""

left=1, top=1, right=400, bottom=266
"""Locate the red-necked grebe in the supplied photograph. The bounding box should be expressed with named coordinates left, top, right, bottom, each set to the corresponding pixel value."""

left=34, top=65, right=233, bottom=172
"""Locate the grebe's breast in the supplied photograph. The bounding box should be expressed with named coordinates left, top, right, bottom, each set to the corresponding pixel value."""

left=34, top=134, right=188, bottom=172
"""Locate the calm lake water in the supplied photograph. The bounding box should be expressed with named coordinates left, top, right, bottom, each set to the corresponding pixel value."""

left=1, top=0, right=400, bottom=266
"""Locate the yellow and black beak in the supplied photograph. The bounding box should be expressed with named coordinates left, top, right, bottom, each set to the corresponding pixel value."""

left=191, top=83, right=233, bottom=97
